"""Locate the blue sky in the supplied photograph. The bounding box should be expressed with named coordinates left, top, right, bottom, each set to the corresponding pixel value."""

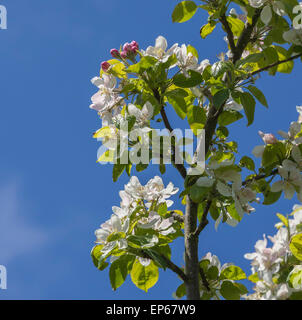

left=0, top=0, right=301, bottom=300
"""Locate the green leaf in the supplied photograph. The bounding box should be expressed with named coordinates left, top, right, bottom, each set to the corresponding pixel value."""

left=288, top=265, right=302, bottom=290
left=187, top=105, right=206, bottom=135
left=189, top=184, right=209, bottom=203
left=113, top=163, right=126, bottom=182
left=187, top=45, right=199, bottom=59
left=91, top=245, right=109, bottom=271
left=238, top=91, right=256, bottom=126
left=220, top=281, right=241, bottom=300
left=200, top=22, right=216, bottom=39
left=206, top=266, right=219, bottom=280
left=262, top=142, right=286, bottom=167
left=227, top=203, right=242, bottom=222
left=172, top=1, right=198, bottom=23
left=130, top=260, right=159, bottom=292
left=220, top=265, right=246, bottom=281
left=173, top=70, right=203, bottom=88
left=127, top=56, right=158, bottom=73
left=239, top=156, right=255, bottom=171
left=218, top=110, right=243, bottom=126
left=165, top=89, right=189, bottom=119
left=263, top=190, right=282, bottom=205
left=248, top=273, right=260, bottom=283
left=109, top=255, right=135, bottom=290
left=247, top=85, right=268, bottom=108
left=226, top=16, right=245, bottom=36
left=290, top=233, right=302, bottom=261
left=276, top=213, right=289, bottom=227
left=158, top=202, right=168, bottom=216
left=274, top=45, right=294, bottom=73
left=175, top=283, right=186, bottom=298
left=213, top=89, right=230, bottom=109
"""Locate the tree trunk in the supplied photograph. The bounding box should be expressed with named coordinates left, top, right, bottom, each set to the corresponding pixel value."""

left=184, top=195, right=200, bottom=300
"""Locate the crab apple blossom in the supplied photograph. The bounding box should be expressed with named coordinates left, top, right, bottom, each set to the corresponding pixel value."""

left=141, top=35, right=179, bottom=63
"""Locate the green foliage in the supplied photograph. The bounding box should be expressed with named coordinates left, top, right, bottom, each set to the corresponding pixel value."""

left=172, top=1, right=198, bottom=23
left=187, top=105, right=206, bottom=135
left=213, top=89, right=230, bottom=109
left=220, top=266, right=246, bottom=281
left=173, top=70, right=203, bottom=88
left=130, top=260, right=159, bottom=292
left=238, top=91, right=256, bottom=126
left=200, top=22, right=216, bottom=39
left=109, top=255, right=135, bottom=290
left=290, top=234, right=302, bottom=261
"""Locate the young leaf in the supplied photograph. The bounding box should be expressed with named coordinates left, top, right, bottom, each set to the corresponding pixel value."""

left=290, top=233, right=302, bottom=261
left=213, top=89, right=230, bottom=109
left=130, top=260, right=159, bottom=292
left=238, top=91, right=256, bottom=126
left=200, top=22, right=216, bottom=39
left=109, top=255, right=135, bottom=290
left=172, top=1, right=198, bottom=23
left=220, top=265, right=246, bottom=281
left=247, top=85, right=268, bottom=108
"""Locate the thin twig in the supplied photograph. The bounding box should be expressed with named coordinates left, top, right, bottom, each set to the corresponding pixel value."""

left=199, top=266, right=210, bottom=292
left=134, top=248, right=188, bottom=282
left=250, top=53, right=302, bottom=77
left=193, top=200, right=212, bottom=237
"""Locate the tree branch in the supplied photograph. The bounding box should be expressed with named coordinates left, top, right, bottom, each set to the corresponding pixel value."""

left=232, top=9, right=262, bottom=63
left=193, top=200, right=212, bottom=237
left=199, top=266, right=210, bottom=292
left=220, top=13, right=236, bottom=57
left=250, top=53, right=302, bottom=77
left=242, top=168, right=278, bottom=186
left=153, top=89, right=187, bottom=179
left=131, top=248, right=188, bottom=282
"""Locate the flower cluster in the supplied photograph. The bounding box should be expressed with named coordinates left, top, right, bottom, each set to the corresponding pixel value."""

left=244, top=205, right=302, bottom=300
left=94, top=176, right=180, bottom=265
left=89, top=36, right=212, bottom=163
left=252, top=106, right=302, bottom=201
left=195, top=159, right=259, bottom=229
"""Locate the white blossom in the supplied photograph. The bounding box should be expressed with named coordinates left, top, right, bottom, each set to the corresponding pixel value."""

left=271, top=160, right=302, bottom=199
left=141, top=35, right=179, bottom=63
left=90, top=74, right=122, bottom=117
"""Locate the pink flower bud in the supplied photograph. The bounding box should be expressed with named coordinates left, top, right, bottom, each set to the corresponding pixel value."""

left=258, top=131, right=278, bottom=144
left=123, top=42, right=132, bottom=53
left=120, top=51, right=127, bottom=59
left=110, top=48, right=120, bottom=58
left=101, top=61, right=110, bottom=72
left=130, top=40, right=139, bottom=52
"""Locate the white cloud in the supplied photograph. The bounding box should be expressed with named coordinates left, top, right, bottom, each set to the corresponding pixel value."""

left=0, top=181, right=47, bottom=263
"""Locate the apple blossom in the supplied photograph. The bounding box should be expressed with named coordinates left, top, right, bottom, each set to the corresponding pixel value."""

left=141, top=35, right=179, bottom=63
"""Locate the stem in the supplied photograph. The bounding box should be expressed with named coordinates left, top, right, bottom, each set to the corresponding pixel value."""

left=131, top=248, right=188, bottom=282
left=250, top=53, right=302, bottom=77
left=194, top=200, right=212, bottom=237
left=154, top=89, right=187, bottom=179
